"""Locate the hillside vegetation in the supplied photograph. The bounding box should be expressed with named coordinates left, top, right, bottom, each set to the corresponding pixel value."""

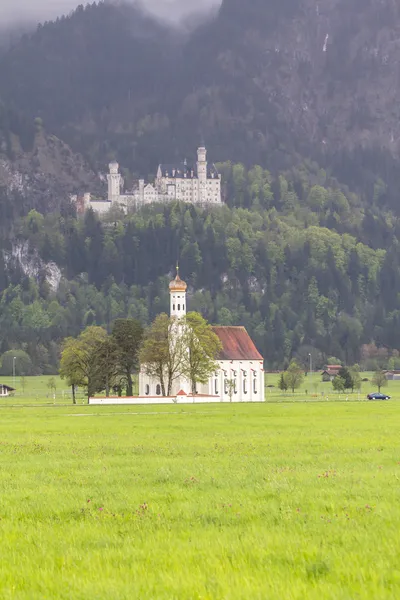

left=1, top=161, right=400, bottom=374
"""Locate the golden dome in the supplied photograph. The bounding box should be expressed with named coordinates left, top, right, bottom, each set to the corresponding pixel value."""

left=169, top=268, right=187, bottom=292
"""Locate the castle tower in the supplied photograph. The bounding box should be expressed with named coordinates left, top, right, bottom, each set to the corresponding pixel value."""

left=197, top=146, right=207, bottom=203
left=107, top=161, right=121, bottom=203
left=169, top=267, right=187, bottom=319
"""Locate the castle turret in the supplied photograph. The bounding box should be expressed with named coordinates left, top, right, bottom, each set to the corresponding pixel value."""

left=107, top=161, right=121, bottom=203
left=197, top=146, right=207, bottom=203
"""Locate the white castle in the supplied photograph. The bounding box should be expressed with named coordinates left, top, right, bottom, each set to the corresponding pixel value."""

left=73, top=146, right=222, bottom=214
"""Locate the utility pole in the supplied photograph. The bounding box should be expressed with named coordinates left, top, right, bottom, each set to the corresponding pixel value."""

left=13, top=356, right=16, bottom=388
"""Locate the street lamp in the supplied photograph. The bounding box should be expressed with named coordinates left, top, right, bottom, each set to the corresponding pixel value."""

left=13, top=356, right=16, bottom=387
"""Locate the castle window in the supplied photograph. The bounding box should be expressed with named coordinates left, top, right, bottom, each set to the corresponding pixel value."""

left=145, top=385, right=150, bottom=396
left=156, top=384, right=161, bottom=396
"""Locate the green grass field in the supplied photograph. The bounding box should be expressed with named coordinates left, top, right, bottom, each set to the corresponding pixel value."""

left=0, top=372, right=398, bottom=405
left=0, top=401, right=399, bottom=599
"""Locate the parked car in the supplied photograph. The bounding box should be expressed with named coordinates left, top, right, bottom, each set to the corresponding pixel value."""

left=367, top=392, right=391, bottom=400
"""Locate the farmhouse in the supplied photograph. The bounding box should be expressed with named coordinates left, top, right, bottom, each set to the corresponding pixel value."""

left=0, top=384, right=15, bottom=397
left=321, top=365, right=342, bottom=382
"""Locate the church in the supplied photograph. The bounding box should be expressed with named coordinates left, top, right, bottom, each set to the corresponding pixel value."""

left=138, top=272, right=265, bottom=403
left=73, top=146, right=222, bottom=214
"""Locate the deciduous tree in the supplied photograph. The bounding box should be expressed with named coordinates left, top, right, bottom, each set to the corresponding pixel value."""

left=372, top=370, right=387, bottom=393
left=284, top=361, right=304, bottom=393
left=139, top=314, right=186, bottom=397
left=112, top=318, right=143, bottom=396
left=182, top=312, right=222, bottom=395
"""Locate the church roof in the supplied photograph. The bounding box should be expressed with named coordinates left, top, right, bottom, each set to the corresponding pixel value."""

left=158, top=162, right=219, bottom=179
left=212, top=326, right=263, bottom=361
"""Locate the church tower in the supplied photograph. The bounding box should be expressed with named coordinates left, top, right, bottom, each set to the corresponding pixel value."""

left=169, top=268, right=187, bottom=319
left=197, top=146, right=207, bottom=203
left=107, top=161, right=121, bottom=203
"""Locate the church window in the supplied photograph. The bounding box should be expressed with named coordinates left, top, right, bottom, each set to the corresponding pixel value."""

left=178, top=304, right=181, bottom=311
left=224, top=379, right=228, bottom=395
left=156, top=384, right=161, bottom=396
left=243, top=372, right=248, bottom=395
left=215, top=378, right=219, bottom=395
left=173, top=304, right=176, bottom=311
left=183, top=304, right=185, bottom=311
left=253, top=373, right=257, bottom=394
left=145, top=385, right=150, bottom=396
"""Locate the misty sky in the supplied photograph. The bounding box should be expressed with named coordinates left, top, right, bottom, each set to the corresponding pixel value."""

left=0, top=0, right=220, bottom=26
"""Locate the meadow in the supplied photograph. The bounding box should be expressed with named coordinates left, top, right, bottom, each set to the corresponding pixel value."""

left=0, top=400, right=399, bottom=599
left=0, top=372, right=398, bottom=406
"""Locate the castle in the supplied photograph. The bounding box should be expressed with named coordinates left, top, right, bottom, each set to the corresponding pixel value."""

left=73, top=146, right=222, bottom=214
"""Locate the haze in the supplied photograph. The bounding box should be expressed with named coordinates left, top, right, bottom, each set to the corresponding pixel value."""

left=0, top=0, right=220, bottom=26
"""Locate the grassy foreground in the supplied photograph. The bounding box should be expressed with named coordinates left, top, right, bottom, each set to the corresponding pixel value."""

left=0, top=402, right=399, bottom=599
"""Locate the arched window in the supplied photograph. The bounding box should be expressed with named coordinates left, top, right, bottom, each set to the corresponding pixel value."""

left=215, top=378, right=219, bottom=395
left=253, top=373, right=257, bottom=394
left=183, top=304, right=185, bottom=311
left=224, top=379, right=228, bottom=395
left=243, top=372, right=248, bottom=395
left=173, top=304, right=176, bottom=311
left=156, top=384, right=161, bottom=396
left=145, top=385, right=150, bottom=396
left=178, top=304, right=181, bottom=311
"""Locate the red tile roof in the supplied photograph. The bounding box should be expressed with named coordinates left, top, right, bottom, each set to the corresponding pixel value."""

left=212, top=326, right=263, bottom=361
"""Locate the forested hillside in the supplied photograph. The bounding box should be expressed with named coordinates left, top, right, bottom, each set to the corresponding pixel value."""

left=2, top=161, right=400, bottom=375
left=2, top=1, right=400, bottom=375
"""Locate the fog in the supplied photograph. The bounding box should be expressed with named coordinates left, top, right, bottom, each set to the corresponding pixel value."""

left=0, top=0, right=220, bottom=27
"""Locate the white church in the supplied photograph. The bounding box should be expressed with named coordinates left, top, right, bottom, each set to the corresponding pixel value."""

left=73, top=146, right=222, bottom=214
left=90, top=271, right=264, bottom=405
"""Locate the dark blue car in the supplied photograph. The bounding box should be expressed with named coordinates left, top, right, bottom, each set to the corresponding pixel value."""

left=367, top=392, right=391, bottom=400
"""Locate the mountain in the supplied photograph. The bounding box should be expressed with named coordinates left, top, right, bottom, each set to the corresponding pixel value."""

left=1, top=0, right=400, bottom=203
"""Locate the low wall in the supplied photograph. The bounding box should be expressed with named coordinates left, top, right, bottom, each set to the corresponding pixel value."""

left=89, top=395, right=222, bottom=406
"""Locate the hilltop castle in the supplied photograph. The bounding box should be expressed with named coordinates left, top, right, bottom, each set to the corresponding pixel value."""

left=73, top=146, right=222, bottom=214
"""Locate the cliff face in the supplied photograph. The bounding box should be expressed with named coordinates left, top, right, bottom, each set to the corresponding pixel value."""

left=184, top=0, right=400, bottom=154
left=1, top=0, right=400, bottom=202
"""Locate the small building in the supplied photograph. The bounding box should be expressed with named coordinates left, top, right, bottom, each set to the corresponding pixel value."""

left=321, top=365, right=342, bottom=382
left=0, top=384, right=15, bottom=397
left=385, top=370, right=400, bottom=381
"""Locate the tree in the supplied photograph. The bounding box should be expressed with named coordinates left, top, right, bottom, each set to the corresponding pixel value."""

left=47, top=377, right=57, bottom=397
left=349, top=367, right=362, bottom=392
left=372, top=370, right=387, bottom=393
left=139, top=314, right=186, bottom=397
left=284, top=361, right=304, bottom=393
left=95, top=336, right=120, bottom=397
left=182, top=312, right=222, bottom=395
left=226, top=379, right=236, bottom=402
left=112, top=318, right=143, bottom=396
left=0, top=350, right=33, bottom=376
left=332, top=376, right=345, bottom=393
left=338, top=367, right=353, bottom=391
left=60, top=326, right=108, bottom=403
left=278, top=373, right=288, bottom=392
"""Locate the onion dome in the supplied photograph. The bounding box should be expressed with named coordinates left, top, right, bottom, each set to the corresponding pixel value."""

left=169, top=267, right=187, bottom=292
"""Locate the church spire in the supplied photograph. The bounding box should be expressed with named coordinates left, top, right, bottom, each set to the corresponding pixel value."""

left=169, top=266, right=187, bottom=318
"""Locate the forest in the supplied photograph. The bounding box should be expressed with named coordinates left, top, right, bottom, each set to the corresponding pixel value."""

left=1, top=159, right=400, bottom=375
